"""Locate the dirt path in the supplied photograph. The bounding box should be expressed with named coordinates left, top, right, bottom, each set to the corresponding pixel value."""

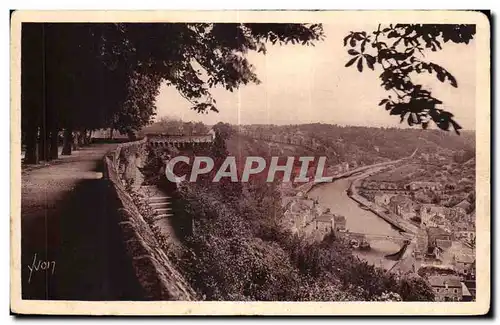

left=21, top=144, right=144, bottom=300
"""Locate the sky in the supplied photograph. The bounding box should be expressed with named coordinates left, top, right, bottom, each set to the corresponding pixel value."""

left=155, top=24, right=476, bottom=130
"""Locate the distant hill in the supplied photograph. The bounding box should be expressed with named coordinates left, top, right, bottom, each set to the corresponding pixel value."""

left=232, top=124, right=475, bottom=168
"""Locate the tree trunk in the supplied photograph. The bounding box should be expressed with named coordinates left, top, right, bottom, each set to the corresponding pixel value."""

left=87, top=130, right=93, bottom=144
left=127, top=130, right=136, bottom=141
left=71, top=131, right=78, bottom=150
left=38, top=122, right=48, bottom=161
left=49, top=127, right=59, bottom=160
left=109, top=128, right=114, bottom=140
left=83, top=129, right=91, bottom=145
left=61, top=128, right=72, bottom=155
left=77, top=130, right=84, bottom=147
left=24, top=127, right=39, bottom=164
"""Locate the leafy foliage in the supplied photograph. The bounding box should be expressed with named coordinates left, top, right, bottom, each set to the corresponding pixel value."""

left=344, top=24, right=476, bottom=134
left=111, top=71, right=162, bottom=134
left=21, top=23, right=324, bottom=162
left=149, top=136, right=436, bottom=301
left=140, top=117, right=209, bottom=136
left=100, top=23, right=324, bottom=114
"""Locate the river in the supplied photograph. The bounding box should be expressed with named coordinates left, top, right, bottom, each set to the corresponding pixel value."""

left=308, top=175, right=404, bottom=268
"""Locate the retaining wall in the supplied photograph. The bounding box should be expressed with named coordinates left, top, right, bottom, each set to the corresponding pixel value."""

left=103, top=139, right=196, bottom=300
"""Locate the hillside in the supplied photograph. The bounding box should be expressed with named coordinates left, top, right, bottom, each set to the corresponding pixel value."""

left=235, top=124, right=475, bottom=168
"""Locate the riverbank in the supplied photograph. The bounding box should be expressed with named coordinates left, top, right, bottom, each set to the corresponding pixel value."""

left=322, top=150, right=420, bottom=234
left=303, top=152, right=415, bottom=196
left=348, top=177, right=419, bottom=234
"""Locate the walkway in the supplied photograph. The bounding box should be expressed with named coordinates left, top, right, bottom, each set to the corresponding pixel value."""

left=21, top=143, right=144, bottom=300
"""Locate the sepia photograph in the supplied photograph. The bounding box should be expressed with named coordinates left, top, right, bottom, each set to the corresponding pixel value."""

left=10, top=10, right=490, bottom=315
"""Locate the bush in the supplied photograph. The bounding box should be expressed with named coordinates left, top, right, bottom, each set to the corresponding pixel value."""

left=142, top=133, right=437, bottom=302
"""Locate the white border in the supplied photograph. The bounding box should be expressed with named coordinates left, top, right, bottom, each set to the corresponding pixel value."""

left=8, top=9, right=491, bottom=316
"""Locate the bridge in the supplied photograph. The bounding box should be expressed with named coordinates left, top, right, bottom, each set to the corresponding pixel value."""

left=342, top=231, right=412, bottom=244
left=145, top=133, right=215, bottom=149
left=338, top=231, right=413, bottom=260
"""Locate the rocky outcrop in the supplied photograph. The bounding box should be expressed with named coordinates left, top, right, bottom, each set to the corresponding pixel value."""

left=103, top=140, right=196, bottom=300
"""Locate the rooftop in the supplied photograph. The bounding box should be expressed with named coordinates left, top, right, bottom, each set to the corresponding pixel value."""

left=461, top=282, right=472, bottom=296
left=428, top=275, right=462, bottom=288
left=334, top=215, right=346, bottom=222
left=315, top=213, right=334, bottom=222
left=454, top=199, right=472, bottom=211
left=436, top=239, right=453, bottom=250
left=427, top=226, right=451, bottom=239
left=455, top=253, right=475, bottom=264
left=389, top=194, right=414, bottom=206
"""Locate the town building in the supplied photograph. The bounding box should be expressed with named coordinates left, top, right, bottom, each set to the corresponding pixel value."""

left=374, top=193, right=393, bottom=206
left=461, top=282, right=473, bottom=301
left=407, top=181, right=443, bottom=192
left=414, top=228, right=429, bottom=260
left=463, top=278, right=476, bottom=300
left=387, top=194, right=417, bottom=220
left=454, top=199, right=472, bottom=213
left=282, top=194, right=322, bottom=232
left=453, top=254, right=475, bottom=278
left=333, top=214, right=347, bottom=232
left=314, top=210, right=335, bottom=233
left=208, top=128, right=216, bottom=140
left=426, top=227, right=452, bottom=260
left=455, top=229, right=476, bottom=243
left=428, top=275, right=463, bottom=301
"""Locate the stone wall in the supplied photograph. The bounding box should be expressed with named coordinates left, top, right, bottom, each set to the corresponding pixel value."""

left=103, top=140, right=196, bottom=300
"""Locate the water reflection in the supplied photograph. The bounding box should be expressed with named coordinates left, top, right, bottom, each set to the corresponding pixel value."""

left=308, top=177, right=403, bottom=268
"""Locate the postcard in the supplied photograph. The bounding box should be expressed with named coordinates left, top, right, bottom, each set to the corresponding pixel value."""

left=10, top=10, right=490, bottom=315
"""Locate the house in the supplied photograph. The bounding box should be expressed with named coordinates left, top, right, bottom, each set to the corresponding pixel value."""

left=333, top=214, right=347, bottom=232
left=414, top=228, right=429, bottom=260
left=453, top=254, right=475, bottom=277
left=281, top=196, right=295, bottom=209
left=374, top=193, right=393, bottom=206
left=284, top=197, right=318, bottom=228
left=463, top=279, right=476, bottom=300
left=454, top=199, right=472, bottom=213
left=455, top=230, right=476, bottom=242
left=388, top=195, right=417, bottom=219
left=427, top=214, right=453, bottom=232
left=407, top=181, right=443, bottom=192
left=427, top=227, right=452, bottom=244
left=436, top=239, right=453, bottom=251
left=362, top=181, right=378, bottom=190
left=420, top=205, right=450, bottom=226
left=314, top=209, right=335, bottom=234
left=428, top=275, right=463, bottom=301
left=208, top=128, right=216, bottom=141
left=461, top=282, right=473, bottom=301
left=426, top=227, right=452, bottom=259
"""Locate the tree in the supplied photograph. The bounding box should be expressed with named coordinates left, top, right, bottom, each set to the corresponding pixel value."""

left=344, top=24, right=476, bottom=134
left=21, top=24, right=44, bottom=164
left=398, top=274, right=435, bottom=301
left=22, top=23, right=324, bottom=163
left=22, top=23, right=134, bottom=160
left=110, top=71, right=162, bottom=137
left=105, top=23, right=324, bottom=113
